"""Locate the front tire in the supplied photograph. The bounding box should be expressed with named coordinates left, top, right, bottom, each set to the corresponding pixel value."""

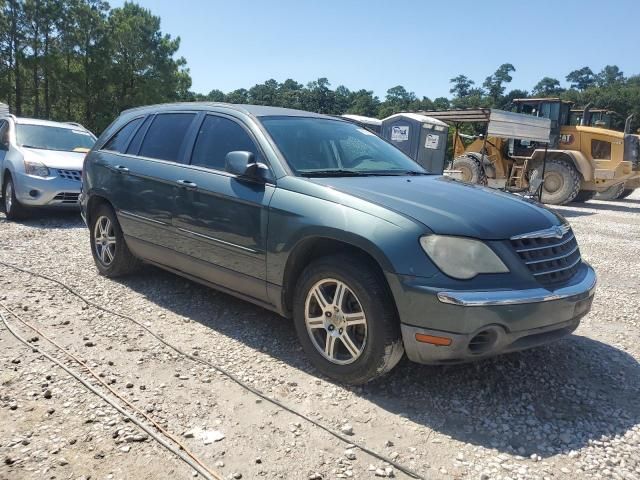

left=89, top=203, right=140, bottom=277
left=528, top=159, right=581, bottom=205
left=452, top=155, right=486, bottom=184
left=2, top=175, right=29, bottom=220
left=293, top=254, right=404, bottom=385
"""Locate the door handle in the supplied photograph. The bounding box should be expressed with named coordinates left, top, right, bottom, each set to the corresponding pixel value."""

left=114, top=165, right=129, bottom=174
left=176, top=179, right=198, bottom=189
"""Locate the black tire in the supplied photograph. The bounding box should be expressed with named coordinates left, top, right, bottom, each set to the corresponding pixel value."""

left=596, top=183, right=624, bottom=201
left=2, top=174, right=29, bottom=220
left=293, top=254, right=404, bottom=385
left=452, top=155, right=486, bottom=185
left=89, top=203, right=140, bottom=277
left=617, top=188, right=635, bottom=200
left=528, top=159, right=581, bottom=205
left=572, top=190, right=597, bottom=203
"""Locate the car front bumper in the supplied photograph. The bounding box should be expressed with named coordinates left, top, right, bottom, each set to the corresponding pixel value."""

left=387, top=263, right=596, bottom=364
left=13, top=172, right=81, bottom=208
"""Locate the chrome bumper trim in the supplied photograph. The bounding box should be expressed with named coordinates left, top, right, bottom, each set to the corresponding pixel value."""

left=437, top=264, right=596, bottom=306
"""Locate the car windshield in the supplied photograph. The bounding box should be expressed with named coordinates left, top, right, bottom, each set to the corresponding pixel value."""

left=16, top=124, right=95, bottom=152
left=261, top=116, right=427, bottom=176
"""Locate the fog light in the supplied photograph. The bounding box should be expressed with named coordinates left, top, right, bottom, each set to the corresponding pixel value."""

left=29, top=189, right=39, bottom=198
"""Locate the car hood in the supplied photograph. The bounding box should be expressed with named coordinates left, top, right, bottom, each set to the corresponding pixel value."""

left=305, top=175, right=565, bottom=240
left=21, top=147, right=86, bottom=170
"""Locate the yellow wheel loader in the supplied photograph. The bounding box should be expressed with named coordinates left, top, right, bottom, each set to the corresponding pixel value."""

left=424, top=99, right=640, bottom=205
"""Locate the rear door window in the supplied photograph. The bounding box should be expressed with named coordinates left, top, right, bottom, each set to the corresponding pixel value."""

left=103, top=117, right=144, bottom=153
left=139, top=113, right=197, bottom=163
left=190, top=115, right=260, bottom=171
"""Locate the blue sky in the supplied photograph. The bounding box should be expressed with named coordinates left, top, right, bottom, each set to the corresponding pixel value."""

left=112, top=0, right=640, bottom=99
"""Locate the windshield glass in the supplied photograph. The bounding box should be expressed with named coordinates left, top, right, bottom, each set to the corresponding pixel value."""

left=261, top=116, right=426, bottom=176
left=16, top=124, right=95, bottom=152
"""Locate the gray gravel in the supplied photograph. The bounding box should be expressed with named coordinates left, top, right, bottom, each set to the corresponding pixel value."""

left=1, top=191, right=639, bottom=480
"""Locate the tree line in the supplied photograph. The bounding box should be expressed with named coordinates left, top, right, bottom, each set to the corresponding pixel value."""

left=2, top=0, right=640, bottom=134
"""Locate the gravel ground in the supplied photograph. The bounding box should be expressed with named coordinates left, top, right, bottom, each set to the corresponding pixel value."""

left=1, top=192, right=639, bottom=480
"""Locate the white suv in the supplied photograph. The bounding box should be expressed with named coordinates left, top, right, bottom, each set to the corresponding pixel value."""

left=0, top=114, right=96, bottom=219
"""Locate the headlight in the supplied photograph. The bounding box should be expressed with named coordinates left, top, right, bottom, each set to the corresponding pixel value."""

left=24, top=160, right=50, bottom=177
left=420, top=235, right=509, bottom=280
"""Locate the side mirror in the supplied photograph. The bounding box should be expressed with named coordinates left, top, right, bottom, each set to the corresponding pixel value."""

left=225, top=151, right=271, bottom=183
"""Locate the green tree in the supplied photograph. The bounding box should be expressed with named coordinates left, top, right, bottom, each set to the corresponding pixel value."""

left=532, top=77, right=563, bottom=96
left=566, top=66, right=595, bottom=90
left=596, top=65, right=624, bottom=87
left=483, top=63, right=515, bottom=104
left=449, top=74, right=475, bottom=98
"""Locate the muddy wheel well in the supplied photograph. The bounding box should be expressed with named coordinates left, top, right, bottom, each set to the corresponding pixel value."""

left=282, top=238, right=388, bottom=316
left=86, top=195, right=112, bottom=226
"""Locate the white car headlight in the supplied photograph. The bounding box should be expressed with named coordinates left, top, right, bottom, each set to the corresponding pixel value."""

left=24, top=160, right=50, bottom=177
left=420, top=235, right=509, bottom=280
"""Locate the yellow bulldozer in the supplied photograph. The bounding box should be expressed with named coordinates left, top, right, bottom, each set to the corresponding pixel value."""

left=424, top=98, right=640, bottom=205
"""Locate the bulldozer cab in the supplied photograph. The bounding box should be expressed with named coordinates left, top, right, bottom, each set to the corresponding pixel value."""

left=569, top=108, right=615, bottom=129
left=512, top=98, right=572, bottom=153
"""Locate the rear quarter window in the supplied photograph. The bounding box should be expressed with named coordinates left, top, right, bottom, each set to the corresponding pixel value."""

left=102, top=117, right=144, bottom=153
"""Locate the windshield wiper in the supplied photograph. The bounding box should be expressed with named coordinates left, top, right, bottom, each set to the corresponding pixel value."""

left=21, top=144, right=47, bottom=150
left=299, top=169, right=372, bottom=177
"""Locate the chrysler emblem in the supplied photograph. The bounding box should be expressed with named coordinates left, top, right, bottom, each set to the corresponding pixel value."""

left=511, top=223, right=571, bottom=241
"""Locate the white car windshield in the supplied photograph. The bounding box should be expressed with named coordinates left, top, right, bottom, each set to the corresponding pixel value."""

left=261, top=116, right=427, bottom=176
left=17, top=124, right=95, bottom=152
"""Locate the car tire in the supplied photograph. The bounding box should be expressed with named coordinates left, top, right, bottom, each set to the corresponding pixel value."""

left=572, top=190, right=597, bottom=203
left=89, top=203, right=140, bottom=277
left=452, top=155, right=486, bottom=184
left=528, top=159, right=581, bottom=205
left=2, top=174, right=29, bottom=220
left=293, top=254, right=404, bottom=385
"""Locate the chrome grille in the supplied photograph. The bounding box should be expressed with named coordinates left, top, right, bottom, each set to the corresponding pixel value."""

left=511, top=227, right=581, bottom=286
left=52, top=192, right=80, bottom=204
left=57, top=169, right=82, bottom=181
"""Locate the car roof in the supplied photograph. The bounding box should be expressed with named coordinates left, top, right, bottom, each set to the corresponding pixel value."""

left=13, top=117, right=89, bottom=130
left=122, top=102, right=337, bottom=120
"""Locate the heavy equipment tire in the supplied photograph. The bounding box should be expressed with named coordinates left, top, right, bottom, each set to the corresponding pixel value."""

left=2, top=174, right=29, bottom=220
left=617, top=189, right=635, bottom=200
left=452, top=155, right=486, bottom=184
left=528, top=159, right=581, bottom=205
left=596, top=183, right=625, bottom=200
left=293, top=253, right=404, bottom=385
left=89, top=203, right=141, bottom=277
left=572, top=190, right=597, bottom=203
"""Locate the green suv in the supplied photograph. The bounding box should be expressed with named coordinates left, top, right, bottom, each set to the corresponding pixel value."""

left=81, top=103, right=596, bottom=384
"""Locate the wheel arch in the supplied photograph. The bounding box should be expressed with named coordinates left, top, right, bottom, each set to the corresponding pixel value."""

left=85, top=193, right=113, bottom=227
left=531, top=150, right=592, bottom=181
left=281, top=235, right=394, bottom=317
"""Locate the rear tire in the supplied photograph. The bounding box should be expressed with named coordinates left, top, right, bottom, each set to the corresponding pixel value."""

left=528, top=159, right=581, bottom=205
left=572, top=190, right=597, bottom=203
left=596, top=183, right=624, bottom=200
left=452, top=155, right=486, bottom=185
left=2, top=174, right=29, bottom=220
left=293, top=254, right=404, bottom=385
left=89, top=203, right=140, bottom=277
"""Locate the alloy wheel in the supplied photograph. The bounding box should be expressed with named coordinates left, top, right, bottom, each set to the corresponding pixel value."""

left=304, top=278, right=368, bottom=365
left=94, top=215, right=116, bottom=266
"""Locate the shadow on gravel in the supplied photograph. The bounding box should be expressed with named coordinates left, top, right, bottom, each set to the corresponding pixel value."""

left=117, top=265, right=640, bottom=459
left=0, top=210, right=84, bottom=229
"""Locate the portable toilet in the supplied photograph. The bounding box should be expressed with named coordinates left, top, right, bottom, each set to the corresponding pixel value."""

left=341, top=114, right=382, bottom=134
left=381, top=113, right=449, bottom=173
